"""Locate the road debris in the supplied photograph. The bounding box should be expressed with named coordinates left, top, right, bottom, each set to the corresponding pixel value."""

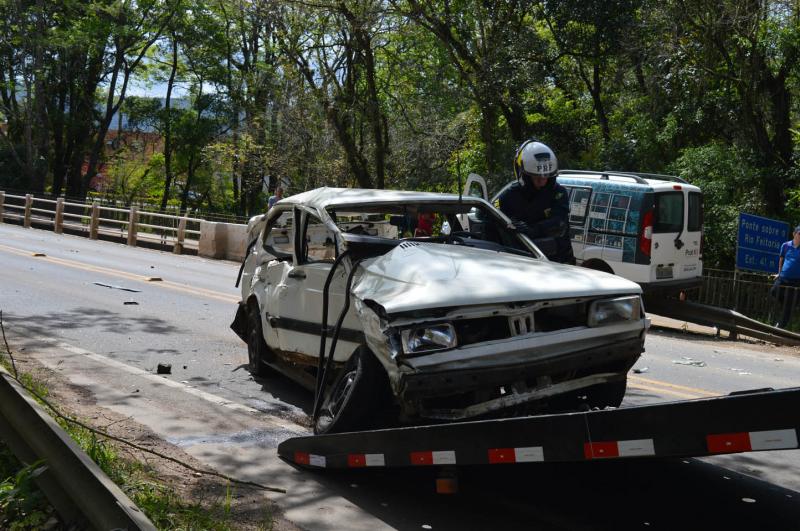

left=123, top=301, right=139, bottom=305
left=672, top=359, right=707, bottom=367
left=633, top=367, right=649, bottom=374
left=147, top=277, right=163, bottom=282
left=31, top=252, right=46, bottom=257
left=157, top=363, right=172, bottom=374
left=94, top=281, right=141, bottom=293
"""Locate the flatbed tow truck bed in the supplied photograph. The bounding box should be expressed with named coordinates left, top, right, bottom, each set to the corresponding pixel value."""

left=278, top=387, right=800, bottom=469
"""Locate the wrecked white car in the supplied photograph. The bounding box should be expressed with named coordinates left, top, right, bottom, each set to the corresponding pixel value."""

left=232, top=188, right=648, bottom=434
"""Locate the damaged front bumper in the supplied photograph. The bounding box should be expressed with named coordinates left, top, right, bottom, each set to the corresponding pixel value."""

left=398, top=334, right=642, bottom=421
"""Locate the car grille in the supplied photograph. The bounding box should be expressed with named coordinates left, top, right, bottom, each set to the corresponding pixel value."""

left=453, top=316, right=511, bottom=346
left=453, top=301, right=589, bottom=345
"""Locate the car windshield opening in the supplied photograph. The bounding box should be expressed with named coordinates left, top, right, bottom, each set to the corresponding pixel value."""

left=327, top=202, right=533, bottom=256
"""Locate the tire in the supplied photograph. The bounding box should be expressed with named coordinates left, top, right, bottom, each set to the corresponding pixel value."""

left=582, top=379, right=627, bottom=409
left=582, top=260, right=614, bottom=275
left=247, top=303, right=274, bottom=378
left=314, top=346, right=390, bottom=435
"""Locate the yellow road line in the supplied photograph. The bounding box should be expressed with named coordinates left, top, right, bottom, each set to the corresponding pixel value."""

left=0, top=242, right=731, bottom=400
left=629, top=375, right=718, bottom=398
left=627, top=381, right=703, bottom=400
left=0, top=242, right=239, bottom=304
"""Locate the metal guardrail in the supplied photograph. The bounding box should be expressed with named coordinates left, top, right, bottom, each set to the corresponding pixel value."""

left=694, top=269, right=800, bottom=333
left=0, top=366, right=156, bottom=530
left=0, top=191, right=203, bottom=254
left=646, top=298, right=800, bottom=346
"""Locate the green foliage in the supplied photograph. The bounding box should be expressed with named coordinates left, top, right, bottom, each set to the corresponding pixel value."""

left=0, top=454, right=54, bottom=530
left=669, top=143, right=764, bottom=268
left=0, top=366, right=270, bottom=530
left=3, top=0, right=800, bottom=261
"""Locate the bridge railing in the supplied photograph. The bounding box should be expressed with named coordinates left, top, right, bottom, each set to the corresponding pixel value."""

left=0, top=191, right=202, bottom=254
left=694, top=268, right=800, bottom=331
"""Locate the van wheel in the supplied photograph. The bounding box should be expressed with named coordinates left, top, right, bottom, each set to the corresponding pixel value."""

left=583, top=260, right=614, bottom=275
left=583, top=379, right=627, bottom=409
left=247, top=304, right=274, bottom=378
left=314, top=346, right=390, bottom=434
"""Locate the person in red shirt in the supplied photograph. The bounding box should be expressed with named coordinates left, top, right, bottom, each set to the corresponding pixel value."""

left=415, top=212, right=436, bottom=237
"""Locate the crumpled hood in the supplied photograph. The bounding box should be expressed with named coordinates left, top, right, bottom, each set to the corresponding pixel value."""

left=351, top=242, right=641, bottom=314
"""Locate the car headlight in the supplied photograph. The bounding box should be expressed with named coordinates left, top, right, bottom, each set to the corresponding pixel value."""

left=401, top=323, right=457, bottom=355
left=588, top=296, right=641, bottom=327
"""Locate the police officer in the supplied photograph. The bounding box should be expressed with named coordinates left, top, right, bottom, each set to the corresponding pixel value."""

left=498, top=140, right=575, bottom=265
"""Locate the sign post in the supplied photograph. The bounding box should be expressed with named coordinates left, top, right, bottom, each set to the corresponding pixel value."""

left=736, top=213, right=789, bottom=274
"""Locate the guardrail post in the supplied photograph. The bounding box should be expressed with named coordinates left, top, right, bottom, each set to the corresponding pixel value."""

left=173, top=215, right=188, bottom=254
left=89, top=201, right=100, bottom=239
left=127, top=206, right=138, bottom=247
left=54, top=198, right=64, bottom=234
left=23, top=194, right=33, bottom=227
left=0, top=191, right=5, bottom=223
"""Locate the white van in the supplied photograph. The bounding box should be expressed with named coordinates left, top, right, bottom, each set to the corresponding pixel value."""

left=465, top=171, right=703, bottom=296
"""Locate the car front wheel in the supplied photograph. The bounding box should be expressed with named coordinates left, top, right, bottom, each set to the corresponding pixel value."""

left=247, top=303, right=274, bottom=378
left=314, top=346, right=390, bottom=435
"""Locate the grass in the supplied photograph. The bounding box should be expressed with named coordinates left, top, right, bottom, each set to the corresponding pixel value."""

left=0, top=351, right=272, bottom=529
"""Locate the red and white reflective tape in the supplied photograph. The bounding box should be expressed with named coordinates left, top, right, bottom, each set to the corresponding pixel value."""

left=294, top=451, right=327, bottom=467
left=410, top=450, right=456, bottom=466
left=707, top=428, right=798, bottom=454
left=347, top=453, right=386, bottom=467
left=584, top=438, right=655, bottom=459
left=487, top=446, right=544, bottom=464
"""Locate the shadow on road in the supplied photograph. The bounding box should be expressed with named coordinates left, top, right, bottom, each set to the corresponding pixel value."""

left=2, top=307, right=180, bottom=338
left=284, top=456, right=799, bottom=530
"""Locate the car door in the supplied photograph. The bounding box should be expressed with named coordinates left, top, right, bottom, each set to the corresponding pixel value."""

left=650, top=189, right=686, bottom=281
left=457, top=173, right=490, bottom=231
left=273, top=207, right=361, bottom=362
left=251, top=208, right=295, bottom=350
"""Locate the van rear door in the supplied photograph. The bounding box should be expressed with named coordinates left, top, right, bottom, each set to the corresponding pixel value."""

left=650, top=189, right=702, bottom=282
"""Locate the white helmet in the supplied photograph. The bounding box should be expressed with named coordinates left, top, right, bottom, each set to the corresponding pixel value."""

left=514, top=140, right=558, bottom=185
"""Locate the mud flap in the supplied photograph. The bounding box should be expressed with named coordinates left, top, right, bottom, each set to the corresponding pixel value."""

left=230, top=301, right=248, bottom=342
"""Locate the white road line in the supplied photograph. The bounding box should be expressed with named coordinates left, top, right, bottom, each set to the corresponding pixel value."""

left=33, top=335, right=265, bottom=416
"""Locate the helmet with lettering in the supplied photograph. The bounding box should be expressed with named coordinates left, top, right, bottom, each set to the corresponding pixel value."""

left=513, top=139, right=558, bottom=187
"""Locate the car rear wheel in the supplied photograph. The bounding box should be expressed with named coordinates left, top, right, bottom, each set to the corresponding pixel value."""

left=247, top=303, right=274, bottom=378
left=314, top=346, right=390, bottom=435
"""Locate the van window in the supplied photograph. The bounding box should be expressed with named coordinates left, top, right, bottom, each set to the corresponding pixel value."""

left=654, top=192, right=684, bottom=233
left=688, top=192, right=703, bottom=232
left=567, top=186, right=591, bottom=226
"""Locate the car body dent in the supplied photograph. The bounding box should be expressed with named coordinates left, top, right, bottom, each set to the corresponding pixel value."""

left=351, top=241, right=640, bottom=314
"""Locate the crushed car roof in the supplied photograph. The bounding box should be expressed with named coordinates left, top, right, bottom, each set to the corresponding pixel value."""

left=275, top=187, right=487, bottom=210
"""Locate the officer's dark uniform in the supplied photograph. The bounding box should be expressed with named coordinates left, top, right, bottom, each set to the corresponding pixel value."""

left=498, top=179, right=576, bottom=265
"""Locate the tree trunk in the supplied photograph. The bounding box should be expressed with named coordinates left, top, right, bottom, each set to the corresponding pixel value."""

left=160, top=34, right=178, bottom=211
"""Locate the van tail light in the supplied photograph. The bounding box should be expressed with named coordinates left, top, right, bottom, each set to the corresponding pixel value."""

left=640, top=209, right=653, bottom=256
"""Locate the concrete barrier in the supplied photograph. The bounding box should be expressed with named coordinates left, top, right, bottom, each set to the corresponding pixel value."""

left=199, top=221, right=247, bottom=262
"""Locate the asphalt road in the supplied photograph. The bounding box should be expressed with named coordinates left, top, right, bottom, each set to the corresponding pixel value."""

left=1, top=223, right=798, bottom=529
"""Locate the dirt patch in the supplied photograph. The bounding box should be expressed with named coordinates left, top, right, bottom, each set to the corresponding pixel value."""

left=6, top=353, right=301, bottom=531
